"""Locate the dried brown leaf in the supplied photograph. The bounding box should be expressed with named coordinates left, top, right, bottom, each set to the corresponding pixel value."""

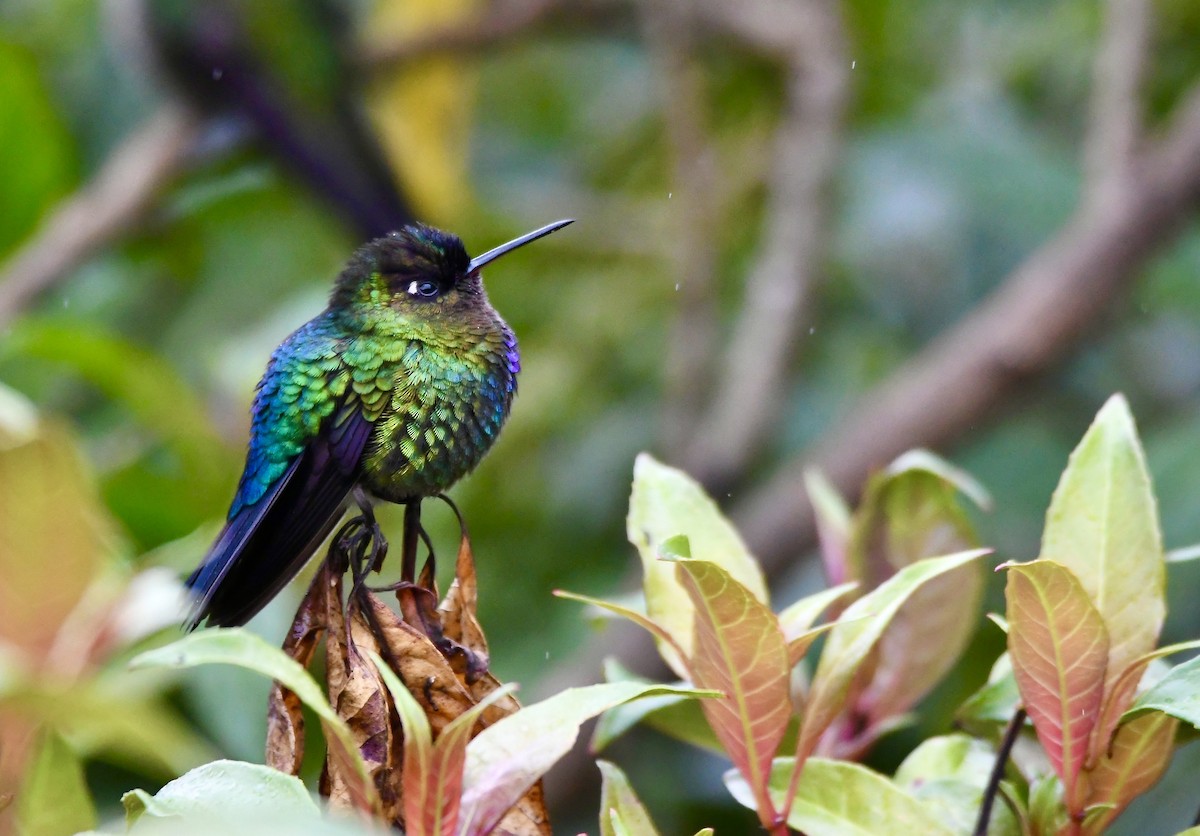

left=366, top=593, right=476, bottom=736
left=267, top=563, right=332, bottom=775
left=345, top=600, right=405, bottom=819
left=439, top=532, right=489, bottom=658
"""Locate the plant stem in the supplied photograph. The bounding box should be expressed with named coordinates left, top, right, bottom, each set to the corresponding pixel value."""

left=974, top=708, right=1026, bottom=836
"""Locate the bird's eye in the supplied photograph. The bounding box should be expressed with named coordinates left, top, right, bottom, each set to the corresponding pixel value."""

left=406, top=279, right=440, bottom=298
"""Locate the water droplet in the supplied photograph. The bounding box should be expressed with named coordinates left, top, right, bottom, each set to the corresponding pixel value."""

left=850, top=60, right=856, bottom=69
left=212, top=67, right=224, bottom=80
left=668, top=192, right=672, bottom=199
left=674, top=283, right=680, bottom=291
left=808, top=326, right=815, bottom=334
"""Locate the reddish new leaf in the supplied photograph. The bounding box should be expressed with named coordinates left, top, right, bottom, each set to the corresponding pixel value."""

left=1087, top=639, right=1200, bottom=767
left=675, top=559, right=791, bottom=829
left=1083, top=711, right=1177, bottom=834
left=1005, top=560, right=1109, bottom=816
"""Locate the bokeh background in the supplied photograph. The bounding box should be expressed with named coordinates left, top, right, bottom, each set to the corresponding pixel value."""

left=3, top=0, right=1200, bottom=832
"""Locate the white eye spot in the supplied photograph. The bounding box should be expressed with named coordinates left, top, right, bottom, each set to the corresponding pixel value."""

left=407, top=280, right=420, bottom=296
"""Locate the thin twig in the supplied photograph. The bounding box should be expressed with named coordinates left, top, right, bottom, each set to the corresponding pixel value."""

left=0, top=104, right=198, bottom=329
left=639, top=0, right=723, bottom=454
left=974, top=708, right=1026, bottom=836
left=682, top=0, right=849, bottom=488
left=1085, top=0, right=1150, bottom=202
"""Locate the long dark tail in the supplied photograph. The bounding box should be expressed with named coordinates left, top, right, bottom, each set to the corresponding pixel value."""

left=186, top=411, right=371, bottom=628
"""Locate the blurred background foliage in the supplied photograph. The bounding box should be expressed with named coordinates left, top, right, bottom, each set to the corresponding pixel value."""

left=2, top=0, right=1200, bottom=833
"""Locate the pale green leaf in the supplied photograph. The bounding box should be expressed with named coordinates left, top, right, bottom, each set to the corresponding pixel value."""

left=725, top=757, right=955, bottom=836
left=123, top=760, right=319, bottom=829
left=460, top=681, right=715, bottom=836
left=777, top=582, right=858, bottom=643
left=627, top=454, right=768, bottom=674
left=130, top=629, right=379, bottom=813
left=1040, top=394, right=1164, bottom=697
left=598, top=760, right=661, bottom=836
left=1126, top=654, right=1200, bottom=727
left=797, top=550, right=988, bottom=766
left=15, top=731, right=96, bottom=836
left=895, top=735, right=1020, bottom=836
left=846, top=455, right=985, bottom=723
left=956, top=653, right=1020, bottom=735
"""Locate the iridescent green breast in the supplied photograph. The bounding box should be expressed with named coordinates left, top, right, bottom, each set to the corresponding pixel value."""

left=358, top=324, right=518, bottom=501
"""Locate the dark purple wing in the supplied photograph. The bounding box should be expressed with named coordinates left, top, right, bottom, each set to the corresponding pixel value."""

left=185, top=405, right=373, bottom=628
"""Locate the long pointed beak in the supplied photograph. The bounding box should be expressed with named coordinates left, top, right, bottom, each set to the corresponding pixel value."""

left=468, top=219, right=574, bottom=274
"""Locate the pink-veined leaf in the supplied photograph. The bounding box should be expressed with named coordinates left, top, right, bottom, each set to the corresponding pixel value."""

left=1082, top=711, right=1177, bottom=834
left=673, top=559, right=791, bottom=829
left=787, top=550, right=987, bottom=814
left=1088, top=638, right=1200, bottom=767
left=1004, top=560, right=1109, bottom=816
left=845, top=455, right=986, bottom=729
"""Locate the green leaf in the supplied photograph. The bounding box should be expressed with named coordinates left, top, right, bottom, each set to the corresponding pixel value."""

left=123, top=760, right=319, bottom=829
left=1089, top=638, right=1200, bottom=767
left=796, top=550, right=988, bottom=767
left=1126, top=654, right=1200, bottom=727
left=845, top=453, right=986, bottom=724
left=894, top=735, right=1020, bottom=836
left=460, top=681, right=715, bottom=836
left=598, top=760, right=661, bottom=836
left=0, top=677, right=213, bottom=777
left=130, top=629, right=380, bottom=814
left=7, top=320, right=237, bottom=535
left=15, top=730, right=96, bottom=836
left=956, top=653, right=1020, bottom=735
left=674, top=559, right=792, bottom=828
left=1028, top=774, right=1068, bottom=836
left=553, top=590, right=684, bottom=661
left=1004, top=560, right=1109, bottom=815
left=725, top=757, right=955, bottom=836
left=1039, top=394, right=1165, bottom=698
left=627, top=454, right=768, bottom=675
left=592, top=660, right=721, bottom=754
left=1082, top=711, right=1177, bottom=834
left=0, top=41, right=76, bottom=259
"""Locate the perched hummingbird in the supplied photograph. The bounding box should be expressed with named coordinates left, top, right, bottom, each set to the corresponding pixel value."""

left=186, top=219, right=573, bottom=628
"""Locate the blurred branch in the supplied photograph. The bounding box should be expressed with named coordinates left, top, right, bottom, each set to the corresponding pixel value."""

left=0, top=105, right=198, bottom=329
left=1085, top=0, right=1150, bottom=201
left=642, top=1, right=724, bottom=452
left=737, top=78, right=1200, bottom=575
left=681, top=0, right=849, bottom=487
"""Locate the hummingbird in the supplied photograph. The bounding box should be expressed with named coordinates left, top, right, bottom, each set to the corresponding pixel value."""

left=186, top=219, right=574, bottom=628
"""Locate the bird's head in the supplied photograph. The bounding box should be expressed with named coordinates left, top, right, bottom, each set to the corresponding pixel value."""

left=330, top=220, right=573, bottom=326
